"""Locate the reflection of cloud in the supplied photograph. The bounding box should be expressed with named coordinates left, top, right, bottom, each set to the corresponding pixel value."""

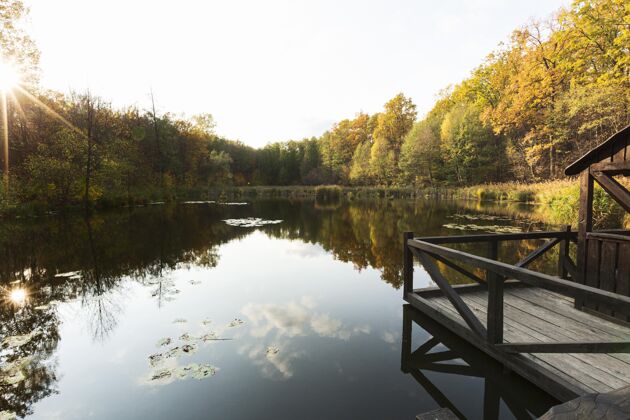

left=238, top=342, right=304, bottom=380
left=241, top=297, right=370, bottom=341
left=381, top=331, right=399, bottom=344
left=285, top=243, right=327, bottom=259
left=240, top=297, right=371, bottom=380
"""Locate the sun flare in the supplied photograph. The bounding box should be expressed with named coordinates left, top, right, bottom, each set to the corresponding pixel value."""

left=0, top=61, right=20, bottom=91
left=9, top=288, right=27, bottom=305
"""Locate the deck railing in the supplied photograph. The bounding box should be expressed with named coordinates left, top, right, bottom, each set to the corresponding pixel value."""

left=403, top=229, right=630, bottom=354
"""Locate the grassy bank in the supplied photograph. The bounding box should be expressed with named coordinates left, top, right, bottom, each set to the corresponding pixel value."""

left=453, top=180, right=626, bottom=228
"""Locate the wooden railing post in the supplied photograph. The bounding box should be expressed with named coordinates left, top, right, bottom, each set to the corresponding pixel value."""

left=487, top=240, right=504, bottom=344
left=403, top=231, right=414, bottom=298
left=558, top=225, right=571, bottom=279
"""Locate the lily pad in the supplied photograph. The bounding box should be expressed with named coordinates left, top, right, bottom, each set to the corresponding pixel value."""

left=223, top=218, right=282, bottom=228
left=148, top=353, right=165, bottom=367
left=266, top=346, right=280, bottom=356
left=166, top=344, right=198, bottom=358
left=156, top=337, right=172, bottom=347
left=150, top=369, right=172, bottom=381
left=228, top=318, right=244, bottom=327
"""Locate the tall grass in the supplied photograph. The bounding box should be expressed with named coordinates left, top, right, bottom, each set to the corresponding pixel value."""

left=456, top=180, right=626, bottom=229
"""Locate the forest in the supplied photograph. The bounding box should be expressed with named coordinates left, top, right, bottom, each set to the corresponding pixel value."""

left=0, top=0, right=628, bottom=208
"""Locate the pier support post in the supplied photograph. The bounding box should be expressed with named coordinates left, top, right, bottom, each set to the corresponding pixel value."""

left=487, top=240, right=504, bottom=344
left=403, top=231, right=414, bottom=298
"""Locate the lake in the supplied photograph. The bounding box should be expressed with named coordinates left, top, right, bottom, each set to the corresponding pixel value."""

left=0, top=199, right=560, bottom=419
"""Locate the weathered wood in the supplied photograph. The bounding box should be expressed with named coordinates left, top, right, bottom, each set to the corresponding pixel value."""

left=416, top=408, right=459, bottom=420
left=405, top=292, right=585, bottom=401
left=591, top=160, right=630, bottom=175
left=411, top=248, right=487, bottom=338
left=516, top=237, right=562, bottom=268
left=576, top=170, right=594, bottom=309
left=592, top=170, right=630, bottom=213
left=565, top=124, right=630, bottom=176
left=563, top=256, right=579, bottom=280
left=496, top=342, right=630, bottom=354
left=588, top=232, right=630, bottom=243
left=414, top=280, right=527, bottom=299
left=486, top=239, right=504, bottom=344
left=403, top=231, right=414, bottom=298
left=419, top=230, right=570, bottom=245
left=558, top=226, right=571, bottom=279
left=540, top=384, right=630, bottom=420
left=435, top=292, right=630, bottom=391
left=430, top=253, right=485, bottom=285
left=408, top=239, right=630, bottom=316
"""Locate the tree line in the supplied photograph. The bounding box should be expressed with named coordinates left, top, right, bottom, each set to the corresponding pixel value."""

left=0, top=0, right=628, bottom=208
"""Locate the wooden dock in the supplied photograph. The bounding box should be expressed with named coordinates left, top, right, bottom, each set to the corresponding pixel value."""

left=403, top=230, right=630, bottom=402
left=403, top=125, right=630, bottom=404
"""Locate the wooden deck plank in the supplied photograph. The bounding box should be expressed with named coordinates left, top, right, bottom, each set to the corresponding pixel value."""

left=509, top=288, right=630, bottom=366
left=432, top=292, right=630, bottom=391
left=433, top=295, right=618, bottom=392
left=514, top=288, right=630, bottom=339
left=405, top=292, right=588, bottom=400
left=464, top=293, right=630, bottom=388
left=429, top=297, right=603, bottom=393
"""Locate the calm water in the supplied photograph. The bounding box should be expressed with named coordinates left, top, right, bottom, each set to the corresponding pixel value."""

left=0, top=199, right=560, bottom=419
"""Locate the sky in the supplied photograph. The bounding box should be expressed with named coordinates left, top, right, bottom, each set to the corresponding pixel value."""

left=23, top=0, right=568, bottom=148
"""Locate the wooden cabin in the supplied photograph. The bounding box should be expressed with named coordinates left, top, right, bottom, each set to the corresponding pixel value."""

left=565, top=124, right=630, bottom=319
left=402, top=124, right=630, bottom=402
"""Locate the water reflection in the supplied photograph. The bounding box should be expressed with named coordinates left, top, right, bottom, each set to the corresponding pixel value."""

left=401, top=305, right=557, bottom=419
left=0, top=199, right=557, bottom=418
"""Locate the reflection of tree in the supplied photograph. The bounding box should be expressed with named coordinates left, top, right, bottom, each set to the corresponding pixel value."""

left=0, top=300, right=59, bottom=417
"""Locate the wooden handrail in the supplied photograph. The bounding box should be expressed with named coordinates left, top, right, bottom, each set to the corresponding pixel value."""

left=587, top=232, right=630, bottom=243
left=417, top=230, right=574, bottom=245
left=408, top=238, right=630, bottom=316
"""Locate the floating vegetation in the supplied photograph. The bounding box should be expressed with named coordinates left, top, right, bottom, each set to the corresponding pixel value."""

left=201, top=318, right=212, bottom=326
left=179, top=333, right=194, bottom=342
left=166, top=344, right=198, bottom=358
left=2, top=330, right=41, bottom=349
left=228, top=318, right=244, bottom=327
left=266, top=346, right=280, bottom=356
left=148, top=353, right=165, bottom=368
left=223, top=218, right=282, bottom=228
left=173, top=318, right=187, bottom=324
left=54, top=271, right=82, bottom=280
left=442, top=223, right=527, bottom=234
left=156, top=337, right=172, bottom=347
left=0, top=411, right=16, bottom=420
left=149, top=363, right=217, bottom=383
left=182, top=201, right=215, bottom=204
left=150, top=369, right=172, bottom=381
left=450, top=214, right=516, bottom=222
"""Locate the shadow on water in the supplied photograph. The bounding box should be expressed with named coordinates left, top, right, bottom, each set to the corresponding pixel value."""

left=402, top=305, right=558, bottom=419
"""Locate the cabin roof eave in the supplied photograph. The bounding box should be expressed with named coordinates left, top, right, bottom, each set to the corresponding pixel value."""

left=564, top=124, right=630, bottom=176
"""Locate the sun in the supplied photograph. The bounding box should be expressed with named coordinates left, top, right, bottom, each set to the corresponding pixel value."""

left=0, top=60, right=20, bottom=91
left=9, top=288, right=27, bottom=305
